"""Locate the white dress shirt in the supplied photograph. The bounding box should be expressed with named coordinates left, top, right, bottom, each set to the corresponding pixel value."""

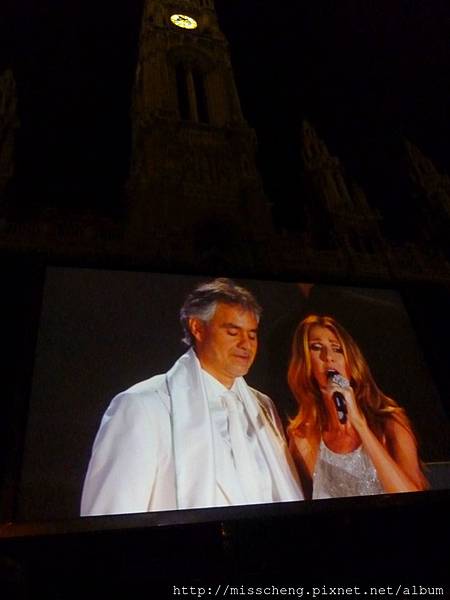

left=202, top=369, right=276, bottom=505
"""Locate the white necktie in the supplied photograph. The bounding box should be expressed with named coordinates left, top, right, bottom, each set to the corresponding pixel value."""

left=222, top=390, right=265, bottom=502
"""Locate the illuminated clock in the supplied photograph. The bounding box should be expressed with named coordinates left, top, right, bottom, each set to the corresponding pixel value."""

left=170, top=14, right=198, bottom=29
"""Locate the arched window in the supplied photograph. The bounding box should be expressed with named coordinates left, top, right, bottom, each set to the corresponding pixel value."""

left=175, top=62, right=210, bottom=124
left=192, top=68, right=209, bottom=123
left=175, top=64, right=190, bottom=120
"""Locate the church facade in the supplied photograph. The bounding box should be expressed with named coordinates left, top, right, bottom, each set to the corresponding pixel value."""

left=0, top=1, right=448, bottom=282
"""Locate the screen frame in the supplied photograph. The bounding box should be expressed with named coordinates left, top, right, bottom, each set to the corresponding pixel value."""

left=1, top=257, right=450, bottom=539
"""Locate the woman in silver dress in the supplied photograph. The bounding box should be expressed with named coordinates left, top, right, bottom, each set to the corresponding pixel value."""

left=287, top=315, right=428, bottom=499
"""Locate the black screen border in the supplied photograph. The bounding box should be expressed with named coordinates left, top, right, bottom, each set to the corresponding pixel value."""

left=1, top=257, right=450, bottom=539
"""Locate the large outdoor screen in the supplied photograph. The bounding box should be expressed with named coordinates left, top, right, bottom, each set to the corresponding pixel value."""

left=12, top=267, right=450, bottom=525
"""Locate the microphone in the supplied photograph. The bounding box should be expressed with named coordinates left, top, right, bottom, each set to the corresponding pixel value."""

left=327, top=370, right=348, bottom=424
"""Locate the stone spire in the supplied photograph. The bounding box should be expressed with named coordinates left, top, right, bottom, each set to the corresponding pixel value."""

left=404, top=140, right=450, bottom=254
left=299, top=120, right=383, bottom=255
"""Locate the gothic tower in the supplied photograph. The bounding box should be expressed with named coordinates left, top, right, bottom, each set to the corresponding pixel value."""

left=300, top=120, right=384, bottom=257
left=127, top=0, right=269, bottom=255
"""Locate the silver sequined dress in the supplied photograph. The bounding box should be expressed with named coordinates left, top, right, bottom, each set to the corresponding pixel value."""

left=312, top=439, right=384, bottom=499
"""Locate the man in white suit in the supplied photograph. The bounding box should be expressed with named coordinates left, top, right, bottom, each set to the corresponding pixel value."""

left=80, top=278, right=303, bottom=516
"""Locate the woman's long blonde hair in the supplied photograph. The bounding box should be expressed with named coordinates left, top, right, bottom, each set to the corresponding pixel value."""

left=287, top=315, right=413, bottom=441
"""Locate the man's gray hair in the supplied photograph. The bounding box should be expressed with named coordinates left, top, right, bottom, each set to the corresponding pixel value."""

left=180, top=277, right=262, bottom=346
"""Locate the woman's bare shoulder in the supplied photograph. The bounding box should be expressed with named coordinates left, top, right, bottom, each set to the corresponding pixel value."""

left=288, top=424, right=320, bottom=493
left=383, top=414, right=415, bottom=441
left=289, top=424, right=319, bottom=454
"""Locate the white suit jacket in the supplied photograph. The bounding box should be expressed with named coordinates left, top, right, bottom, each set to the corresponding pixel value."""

left=80, top=349, right=302, bottom=516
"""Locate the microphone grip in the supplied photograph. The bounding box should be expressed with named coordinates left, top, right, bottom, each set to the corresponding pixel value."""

left=333, top=391, right=347, bottom=424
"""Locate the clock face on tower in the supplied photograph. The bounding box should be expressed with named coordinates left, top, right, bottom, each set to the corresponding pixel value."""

left=170, top=14, right=198, bottom=29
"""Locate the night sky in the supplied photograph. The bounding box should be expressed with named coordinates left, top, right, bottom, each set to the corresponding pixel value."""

left=2, top=0, right=449, bottom=232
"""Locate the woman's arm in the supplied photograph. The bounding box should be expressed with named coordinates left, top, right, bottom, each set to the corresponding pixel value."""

left=357, top=417, right=427, bottom=492
left=341, top=388, right=427, bottom=493
left=384, top=417, right=429, bottom=490
left=288, top=433, right=318, bottom=500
